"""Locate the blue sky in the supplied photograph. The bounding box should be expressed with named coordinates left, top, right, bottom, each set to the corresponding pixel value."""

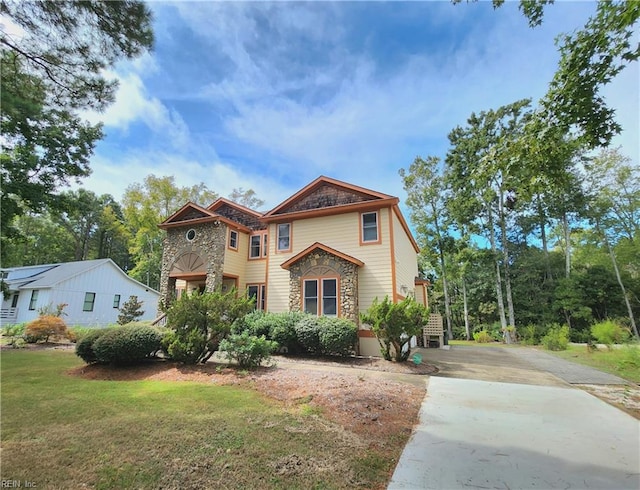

left=79, top=1, right=638, bottom=212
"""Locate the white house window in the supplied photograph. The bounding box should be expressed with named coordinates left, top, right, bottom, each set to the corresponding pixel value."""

left=277, top=223, right=291, bottom=251
left=28, top=290, right=38, bottom=310
left=11, top=293, right=19, bottom=308
left=361, top=212, right=379, bottom=243
left=83, top=292, right=96, bottom=312
left=249, top=235, right=262, bottom=259
left=229, top=230, right=238, bottom=250
left=113, top=294, right=121, bottom=309
left=303, top=278, right=338, bottom=317
left=247, top=284, right=266, bottom=310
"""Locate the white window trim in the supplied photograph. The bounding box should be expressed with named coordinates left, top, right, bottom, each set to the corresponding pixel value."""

left=361, top=211, right=380, bottom=244
left=277, top=223, right=291, bottom=252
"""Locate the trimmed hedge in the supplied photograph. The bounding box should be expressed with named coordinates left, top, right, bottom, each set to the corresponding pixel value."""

left=231, top=311, right=358, bottom=358
left=319, top=318, right=357, bottom=357
left=76, top=326, right=162, bottom=365
left=218, top=332, right=278, bottom=369
left=75, top=329, right=112, bottom=363
left=294, top=316, right=324, bottom=355
left=232, top=310, right=271, bottom=337
left=268, top=311, right=306, bottom=354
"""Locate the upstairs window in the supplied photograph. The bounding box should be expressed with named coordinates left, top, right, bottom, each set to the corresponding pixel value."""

left=229, top=230, right=238, bottom=250
left=83, top=292, right=96, bottom=312
left=361, top=212, right=379, bottom=243
left=277, top=223, right=291, bottom=252
left=249, top=234, right=262, bottom=259
left=113, top=294, right=121, bottom=309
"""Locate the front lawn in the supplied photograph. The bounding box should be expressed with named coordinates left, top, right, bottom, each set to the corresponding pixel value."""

left=1, top=350, right=399, bottom=489
left=546, top=344, right=640, bottom=384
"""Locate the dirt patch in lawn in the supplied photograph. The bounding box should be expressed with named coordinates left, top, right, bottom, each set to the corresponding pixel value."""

left=68, top=356, right=432, bottom=443
left=576, top=384, right=640, bottom=419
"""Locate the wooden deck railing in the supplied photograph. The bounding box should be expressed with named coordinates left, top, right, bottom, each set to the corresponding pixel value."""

left=423, top=313, right=444, bottom=348
left=151, top=312, right=167, bottom=327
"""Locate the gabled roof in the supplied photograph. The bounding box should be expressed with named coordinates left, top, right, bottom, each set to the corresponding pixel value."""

left=207, top=198, right=266, bottom=231
left=159, top=202, right=251, bottom=232
left=280, top=242, right=365, bottom=270
left=262, top=176, right=399, bottom=223
left=1, top=259, right=159, bottom=293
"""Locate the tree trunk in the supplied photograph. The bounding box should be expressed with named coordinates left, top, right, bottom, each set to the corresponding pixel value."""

left=462, top=278, right=471, bottom=341
left=537, top=196, right=552, bottom=281
left=431, top=199, right=453, bottom=340
left=563, top=212, right=571, bottom=278
left=597, top=219, right=639, bottom=339
left=498, top=189, right=516, bottom=342
left=487, top=209, right=508, bottom=330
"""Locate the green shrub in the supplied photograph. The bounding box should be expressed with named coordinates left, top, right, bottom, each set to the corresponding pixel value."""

left=92, top=326, right=162, bottom=365
left=520, top=324, right=540, bottom=345
left=164, top=290, right=254, bottom=364
left=2, top=324, right=27, bottom=348
left=319, top=318, right=357, bottom=357
left=360, top=296, right=430, bottom=362
left=268, top=311, right=306, bottom=354
left=591, top=320, right=630, bottom=347
left=117, top=295, right=145, bottom=325
left=25, top=315, right=68, bottom=342
left=218, top=332, right=278, bottom=369
left=232, top=310, right=271, bottom=337
left=541, top=324, right=569, bottom=351
left=75, top=329, right=112, bottom=363
left=2, top=323, right=26, bottom=337
left=569, top=328, right=592, bottom=343
left=294, top=315, right=324, bottom=355
left=68, top=327, right=97, bottom=343
left=473, top=330, right=493, bottom=343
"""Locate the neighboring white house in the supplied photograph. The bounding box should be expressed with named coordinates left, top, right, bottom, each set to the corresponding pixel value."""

left=0, top=259, right=160, bottom=327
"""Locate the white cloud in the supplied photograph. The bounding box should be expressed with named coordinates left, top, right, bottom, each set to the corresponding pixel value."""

left=77, top=151, right=293, bottom=210
left=81, top=67, right=189, bottom=149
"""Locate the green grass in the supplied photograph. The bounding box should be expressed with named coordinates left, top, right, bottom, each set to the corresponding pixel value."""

left=546, top=344, right=640, bottom=383
left=1, top=350, right=396, bottom=489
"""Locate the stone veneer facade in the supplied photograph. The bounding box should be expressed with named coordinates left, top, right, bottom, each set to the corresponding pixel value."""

left=287, top=249, right=359, bottom=322
left=158, top=221, right=227, bottom=311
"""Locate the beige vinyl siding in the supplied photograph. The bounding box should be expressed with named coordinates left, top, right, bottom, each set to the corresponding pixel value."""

left=245, top=260, right=267, bottom=287
left=222, top=230, right=247, bottom=286
left=266, top=208, right=394, bottom=314
left=222, top=231, right=266, bottom=292
left=415, top=283, right=428, bottom=307
left=392, top=210, right=419, bottom=299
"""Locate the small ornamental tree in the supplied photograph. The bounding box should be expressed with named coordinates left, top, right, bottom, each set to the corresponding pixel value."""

left=25, top=315, right=68, bottom=343
left=117, top=295, right=145, bottom=325
left=164, top=289, right=254, bottom=364
left=360, top=296, right=430, bottom=362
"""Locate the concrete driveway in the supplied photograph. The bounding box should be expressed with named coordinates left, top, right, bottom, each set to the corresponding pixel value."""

left=389, top=346, right=640, bottom=489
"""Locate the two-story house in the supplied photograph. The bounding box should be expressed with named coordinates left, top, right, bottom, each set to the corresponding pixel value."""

left=158, top=176, right=428, bottom=356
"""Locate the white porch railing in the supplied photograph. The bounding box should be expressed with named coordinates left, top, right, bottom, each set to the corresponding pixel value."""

left=0, top=307, right=18, bottom=322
